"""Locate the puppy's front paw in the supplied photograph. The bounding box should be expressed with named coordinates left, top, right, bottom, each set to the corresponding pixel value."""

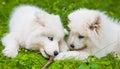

left=2, top=48, right=18, bottom=58
left=54, top=51, right=89, bottom=60
left=54, top=51, right=80, bottom=60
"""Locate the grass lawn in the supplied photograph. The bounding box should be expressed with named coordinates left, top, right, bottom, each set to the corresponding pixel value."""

left=0, top=0, right=120, bottom=69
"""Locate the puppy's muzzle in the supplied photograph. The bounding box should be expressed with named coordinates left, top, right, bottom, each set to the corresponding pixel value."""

left=44, top=50, right=58, bottom=59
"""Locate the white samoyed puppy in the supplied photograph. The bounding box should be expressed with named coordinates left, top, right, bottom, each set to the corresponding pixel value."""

left=55, top=8, right=120, bottom=60
left=1, top=5, right=68, bottom=58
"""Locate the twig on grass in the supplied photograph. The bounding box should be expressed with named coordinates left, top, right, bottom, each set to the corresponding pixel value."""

left=41, top=56, right=54, bottom=69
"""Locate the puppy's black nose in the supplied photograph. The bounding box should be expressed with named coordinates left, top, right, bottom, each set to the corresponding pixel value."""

left=70, top=44, right=75, bottom=48
left=54, top=51, right=58, bottom=56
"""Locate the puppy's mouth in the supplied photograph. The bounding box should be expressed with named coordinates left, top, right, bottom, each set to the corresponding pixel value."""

left=70, top=45, right=87, bottom=51
left=44, top=50, right=51, bottom=58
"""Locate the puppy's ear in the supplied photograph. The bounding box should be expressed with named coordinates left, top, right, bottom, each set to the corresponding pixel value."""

left=35, top=12, right=46, bottom=27
left=89, top=16, right=100, bottom=33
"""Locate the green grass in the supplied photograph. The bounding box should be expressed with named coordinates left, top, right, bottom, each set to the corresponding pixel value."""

left=0, top=0, right=120, bottom=69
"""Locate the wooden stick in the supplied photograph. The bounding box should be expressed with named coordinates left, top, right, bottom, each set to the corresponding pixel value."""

left=41, top=56, right=54, bottom=69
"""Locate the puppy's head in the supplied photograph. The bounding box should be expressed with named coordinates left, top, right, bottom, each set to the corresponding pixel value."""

left=67, top=8, right=101, bottom=50
left=34, top=12, right=66, bottom=58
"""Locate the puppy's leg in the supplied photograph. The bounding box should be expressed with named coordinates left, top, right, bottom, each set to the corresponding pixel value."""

left=2, top=33, right=19, bottom=58
left=54, top=51, right=89, bottom=60
left=59, top=39, right=69, bottom=52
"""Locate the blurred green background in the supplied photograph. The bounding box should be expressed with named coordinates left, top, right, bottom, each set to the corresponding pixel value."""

left=0, top=0, right=120, bottom=69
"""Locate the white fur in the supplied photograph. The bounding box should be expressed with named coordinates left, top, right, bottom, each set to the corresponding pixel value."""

left=2, top=5, right=68, bottom=58
left=55, top=8, right=120, bottom=60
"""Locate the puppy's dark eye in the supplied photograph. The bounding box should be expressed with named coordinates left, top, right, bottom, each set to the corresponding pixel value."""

left=48, top=37, right=53, bottom=41
left=78, top=35, right=84, bottom=39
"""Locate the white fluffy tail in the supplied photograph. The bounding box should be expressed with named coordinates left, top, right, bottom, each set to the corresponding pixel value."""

left=1, top=33, right=19, bottom=58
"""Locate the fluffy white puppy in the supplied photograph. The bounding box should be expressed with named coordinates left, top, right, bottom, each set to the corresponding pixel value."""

left=55, top=8, right=120, bottom=60
left=2, top=5, right=68, bottom=58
